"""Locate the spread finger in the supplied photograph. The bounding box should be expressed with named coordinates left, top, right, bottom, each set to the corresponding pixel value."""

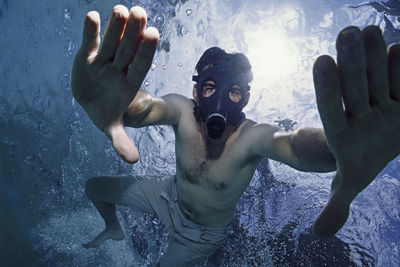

left=113, top=6, right=147, bottom=71
left=95, top=5, right=129, bottom=65
left=79, top=11, right=100, bottom=60
left=336, top=26, right=370, bottom=117
left=126, top=27, right=159, bottom=93
left=362, top=26, right=389, bottom=108
left=388, top=43, right=400, bottom=101
left=313, top=55, right=346, bottom=135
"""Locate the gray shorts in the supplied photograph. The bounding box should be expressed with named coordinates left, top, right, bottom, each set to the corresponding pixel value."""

left=120, top=175, right=232, bottom=266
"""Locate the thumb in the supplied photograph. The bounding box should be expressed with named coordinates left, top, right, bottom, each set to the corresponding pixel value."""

left=105, top=123, right=139, bottom=163
left=312, top=198, right=349, bottom=239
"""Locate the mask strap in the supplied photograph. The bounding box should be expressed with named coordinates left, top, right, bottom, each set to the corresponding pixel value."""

left=192, top=99, right=202, bottom=123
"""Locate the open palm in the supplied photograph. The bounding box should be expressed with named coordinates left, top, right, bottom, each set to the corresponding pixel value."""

left=312, top=26, right=400, bottom=238
left=71, top=5, right=158, bottom=163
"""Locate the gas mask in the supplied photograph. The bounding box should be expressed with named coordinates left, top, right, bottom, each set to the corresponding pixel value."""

left=192, top=65, right=251, bottom=139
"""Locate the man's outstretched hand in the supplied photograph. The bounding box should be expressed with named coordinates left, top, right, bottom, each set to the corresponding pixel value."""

left=312, top=25, right=400, bottom=238
left=71, top=5, right=159, bottom=163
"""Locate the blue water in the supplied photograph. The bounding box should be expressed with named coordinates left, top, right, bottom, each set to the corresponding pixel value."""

left=1, top=0, right=399, bottom=266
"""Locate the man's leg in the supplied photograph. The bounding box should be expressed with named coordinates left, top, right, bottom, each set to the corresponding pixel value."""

left=83, top=175, right=155, bottom=248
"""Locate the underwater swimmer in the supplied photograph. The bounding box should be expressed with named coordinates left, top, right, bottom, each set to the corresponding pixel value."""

left=71, top=4, right=400, bottom=266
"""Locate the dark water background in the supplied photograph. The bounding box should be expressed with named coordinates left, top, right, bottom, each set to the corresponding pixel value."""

left=1, top=0, right=399, bottom=266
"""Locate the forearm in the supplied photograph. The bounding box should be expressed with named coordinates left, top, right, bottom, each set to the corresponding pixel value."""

left=291, top=128, right=336, bottom=172
left=123, top=91, right=181, bottom=128
left=123, top=89, right=153, bottom=127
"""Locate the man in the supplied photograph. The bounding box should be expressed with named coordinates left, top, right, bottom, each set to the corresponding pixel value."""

left=71, top=5, right=400, bottom=266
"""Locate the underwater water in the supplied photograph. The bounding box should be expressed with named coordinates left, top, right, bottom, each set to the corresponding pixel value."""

left=1, top=0, right=400, bottom=265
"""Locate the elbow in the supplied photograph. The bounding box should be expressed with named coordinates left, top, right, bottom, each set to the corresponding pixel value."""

left=124, top=95, right=153, bottom=127
left=294, top=157, right=337, bottom=173
left=290, top=129, right=337, bottom=173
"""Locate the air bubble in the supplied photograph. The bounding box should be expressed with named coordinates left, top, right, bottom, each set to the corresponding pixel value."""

left=154, top=14, right=165, bottom=27
left=64, top=8, right=72, bottom=21
left=180, top=25, right=188, bottom=35
left=186, top=9, right=192, bottom=16
left=144, top=79, right=151, bottom=87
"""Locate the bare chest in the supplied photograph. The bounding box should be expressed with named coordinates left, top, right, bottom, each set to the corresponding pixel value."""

left=177, top=154, right=231, bottom=189
left=175, top=130, right=253, bottom=190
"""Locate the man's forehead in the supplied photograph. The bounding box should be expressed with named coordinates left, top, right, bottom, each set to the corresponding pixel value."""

left=201, top=64, right=214, bottom=72
left=202, top=65, right=248, bottom=81
left=201, top=64, right=237, bottom=76
left=204, top=80, right=215, bottom=83
left=194, top=63, right=252, bottom=90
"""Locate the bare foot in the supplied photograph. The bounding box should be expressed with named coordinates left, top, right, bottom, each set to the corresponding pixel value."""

left=83, top=223, right=125, bottom=248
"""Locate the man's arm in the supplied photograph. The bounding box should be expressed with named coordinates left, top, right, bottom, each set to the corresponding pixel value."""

left=123, top=90, right=186, bottom=128
left=249, top=124, right=336, bottom=173
left=256, top=26, right=400, bottom=239
left=282, top=128, right=336, bottom=172
left=253, top=25, right=400, bottom=240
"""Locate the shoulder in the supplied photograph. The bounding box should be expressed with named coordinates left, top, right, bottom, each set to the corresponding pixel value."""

left=160, top=93, right=195, bottom=113
left=161, top=93, right=192, bottom=103
left=238, top=119, right=281, bottom=157
left=159, top=93, right=197, bottom=126
left=240, top=120, right=280, bottom=139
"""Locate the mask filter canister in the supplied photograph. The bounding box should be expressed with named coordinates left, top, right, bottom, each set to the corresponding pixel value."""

left=206, top=113, right=226, bottom=139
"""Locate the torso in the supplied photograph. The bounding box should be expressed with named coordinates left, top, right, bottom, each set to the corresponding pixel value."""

left=172, top=97, right=264, bottom=227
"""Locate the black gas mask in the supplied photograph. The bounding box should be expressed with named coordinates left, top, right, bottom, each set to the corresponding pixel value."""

left=192, top=65, right=251, bottom=139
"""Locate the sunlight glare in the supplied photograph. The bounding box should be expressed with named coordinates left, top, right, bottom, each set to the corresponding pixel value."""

left=244, top=27, right=299, bottom=88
